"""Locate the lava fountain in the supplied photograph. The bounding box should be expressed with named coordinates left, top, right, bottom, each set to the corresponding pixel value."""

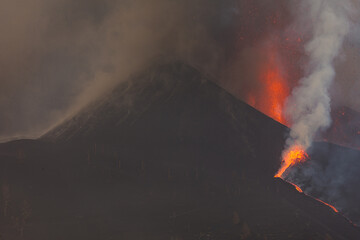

left=274, top=144, right=308, bottom=178
left=246, top=44, right=289, bottom=126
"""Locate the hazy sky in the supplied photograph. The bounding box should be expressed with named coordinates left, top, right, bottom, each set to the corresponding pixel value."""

left=0, top=0, right=359, bottom=141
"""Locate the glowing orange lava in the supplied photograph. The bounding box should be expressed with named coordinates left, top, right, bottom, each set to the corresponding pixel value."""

left=274, top=145, right=308, bottom=178
left=281, top=179, right=339, bottom=213
left=274, top=148, right=341, bottom=214
left=246, top=46, right=289, bottom=125
left=289, top=181, right=303, bottom=193
left=315, top=198, right=339, bottom=213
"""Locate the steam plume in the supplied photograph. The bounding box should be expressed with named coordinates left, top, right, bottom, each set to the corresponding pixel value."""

left=278, top=0, right=354, bottom=176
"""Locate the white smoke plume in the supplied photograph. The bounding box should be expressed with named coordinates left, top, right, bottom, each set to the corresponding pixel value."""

left=275, top=0, right=355, bottom=177
left=284, top=0, right=353, bottom=150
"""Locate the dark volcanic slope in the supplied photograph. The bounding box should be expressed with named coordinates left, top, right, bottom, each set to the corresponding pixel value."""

left=0, top=62, right=358, bottom=240
left=44, top=61, right=286, bottom=179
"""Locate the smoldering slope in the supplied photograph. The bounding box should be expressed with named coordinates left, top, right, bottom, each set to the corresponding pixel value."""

left=0, top=0, right=360, bottom=143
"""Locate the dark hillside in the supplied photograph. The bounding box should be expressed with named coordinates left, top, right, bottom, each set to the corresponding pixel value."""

left=0, top=62, right=357, bottom=239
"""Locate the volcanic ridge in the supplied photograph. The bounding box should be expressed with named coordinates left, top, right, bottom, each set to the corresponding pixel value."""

left=0, top=62, right=358, bottom=239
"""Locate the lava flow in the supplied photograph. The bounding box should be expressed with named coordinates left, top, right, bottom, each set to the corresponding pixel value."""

left=275, top=146, right=341, bottom=214
left=316, top=198, right=339, bottom=213
left=288, top=181, right=303, bottom=193
left=286, top=181, right=339, bottom=213
left=274, top=145, right=308, bottom=178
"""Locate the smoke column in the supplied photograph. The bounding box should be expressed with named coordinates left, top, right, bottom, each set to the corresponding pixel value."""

left=277, top=0, right=353, bottom=176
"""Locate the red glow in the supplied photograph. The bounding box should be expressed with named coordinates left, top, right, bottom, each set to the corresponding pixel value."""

left=246, top=45, right=290, bottom=125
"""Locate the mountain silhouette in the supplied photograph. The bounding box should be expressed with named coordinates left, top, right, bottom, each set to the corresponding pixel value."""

left=0, top=61, right=358, bottom=239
